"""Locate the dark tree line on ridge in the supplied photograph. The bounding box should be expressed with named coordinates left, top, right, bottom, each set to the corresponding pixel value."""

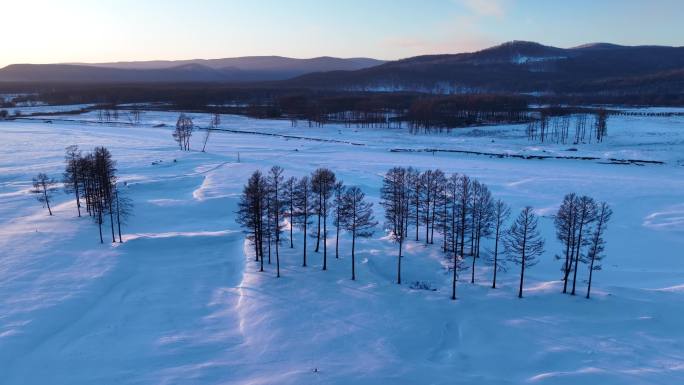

left=237, top=166, right=612, bottom=300
left=5, top=78, right=684, bottom=112
left=31, top=145, right=133, bottom=243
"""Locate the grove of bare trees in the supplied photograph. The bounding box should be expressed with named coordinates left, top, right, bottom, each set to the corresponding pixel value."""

left=61, top=145, right=133, bottom=243
left=235, top=165, right=612, bottom=302
left=237, top=167, right=377, bottom=281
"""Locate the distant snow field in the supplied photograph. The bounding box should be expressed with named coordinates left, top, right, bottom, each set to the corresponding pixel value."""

left=1, top=110, right=683, bottom=385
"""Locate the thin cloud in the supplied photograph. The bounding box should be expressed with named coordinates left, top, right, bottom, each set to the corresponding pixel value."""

left=457, top=0, right=507, bottom=17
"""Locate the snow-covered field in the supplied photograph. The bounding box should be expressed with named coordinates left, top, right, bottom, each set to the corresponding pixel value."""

left=1, top=110, right=683, bottom=384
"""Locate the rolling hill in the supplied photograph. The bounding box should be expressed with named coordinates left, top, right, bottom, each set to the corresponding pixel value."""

left=0, top=56, right=385, bottom=83
left=287, top=41, right=684, bottom=95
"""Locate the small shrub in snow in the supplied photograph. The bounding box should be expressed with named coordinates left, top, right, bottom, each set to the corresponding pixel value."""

left=410, top=281, right=436, bottom=291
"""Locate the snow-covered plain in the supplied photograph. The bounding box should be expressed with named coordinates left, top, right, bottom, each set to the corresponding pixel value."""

left=1, top=110, right=683, bottom=385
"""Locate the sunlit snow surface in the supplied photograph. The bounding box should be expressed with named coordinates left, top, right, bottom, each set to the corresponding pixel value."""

left=1, top=109, right=683, bottom=384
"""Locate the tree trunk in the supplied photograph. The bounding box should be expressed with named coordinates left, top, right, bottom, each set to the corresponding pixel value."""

left=97, top=209, right=103, bottom=244
left=253, top=224, right=259, bottom=262
left=397, top=239, right=402, bottom=285
left=492, top=225, right=500, bottom=289
left=315, top=193, right=321, bottom=252
left=275, top=185, right=280, bottom=277
left=430, top=202, right=436, bottom=244
left=425, top=193, right=430, bottom=244
left=415, top=191, right=420, bottom=241
left=303, top=214, right=308, bottom=267
left=74, top=178, right=81, bottom=217
left=289, top=196, right=294, bottom=248
left=276, top=244, right=280, bottom=278
left=116, top=193, right=122, bottom=243
left=519, top=252, right=526, bottom=298
left=322, top=205, right=328, bottom=271
left=443, top=195, right=448, bottom=252
left=267, top=220, right=272, bottom=265
left=335, top=214, right=340, bottom=259
left=43, top=186, right=53, bottom=216
left=562, top=231, right=572, bottom=293
left=260, top=237, right=264, bottom=272
left=519, top=225, right=527, bottom=298
left=471, top=234, right=477, bottom=284
left=258, top=208, right=264, bottom=271
left=109, top=207, right=116, bottom=243
left=586, top=255, right=595, bottom=299
left=275, top=224, right=280, bottom=277
left=351, top=229, right=356, bottom=281
left=571, top=243, right=581, bottom=295
left=451, top=246, right=458, bottom=300
left=571, top=220, right=585, bottom=295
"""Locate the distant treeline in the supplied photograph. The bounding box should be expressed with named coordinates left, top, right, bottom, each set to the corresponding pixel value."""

left=1, top=82, right=680, bottom=131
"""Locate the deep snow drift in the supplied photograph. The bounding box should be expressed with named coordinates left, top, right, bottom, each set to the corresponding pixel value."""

left=1, top=110, right=683, bottom=384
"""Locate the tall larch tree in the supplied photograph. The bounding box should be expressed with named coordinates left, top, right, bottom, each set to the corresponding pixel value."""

left=381, top=167, right=409, bottom=284
left=490, top=199, right=510, bottom=289
left=341, top=186, right=377, bottom=281
left=293, top=176, right=312, bottom=267
left=585, top=201, right=612, bottom=299
left=505, top=206, right=545, bottom=298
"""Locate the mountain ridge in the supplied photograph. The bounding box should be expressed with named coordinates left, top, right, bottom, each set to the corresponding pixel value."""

left=286, top=41, right=684, bottom=95
left=2, top=41, right=683, bottom=97
left=0, top=56, right=385, bottom=83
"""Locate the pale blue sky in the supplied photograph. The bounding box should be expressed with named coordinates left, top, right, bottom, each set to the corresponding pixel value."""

left=3, top=0, right=682, bottom=67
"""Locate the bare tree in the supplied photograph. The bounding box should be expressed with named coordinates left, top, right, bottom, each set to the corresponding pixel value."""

left=417, top=170, right=435, bottom=245
left=406, top=167, right=421, bottom=241
left=430, top=170, right=446, bottom=245
left=594, top=110, right=608, bottom=143
left=469, top=180, right=494, bottom=284
left=113, top=183, right=133, bottom=243
left=333, top=181, right=346, bottom=259
left=211, top=112, right=221, bottom=128
left=341, top=186, right=377, bottom=280
left=570, top=196, right=597, bottom=295
left=173, top=114, right=194, bottom=151
left=420, top=170, right=435, bottom=244
left=63, top=145, right=82, bottom=217
left=94, top=147, right=118, bottom=243
left=31, top=173, right=57, bottom=216
left=381, top=167, right=410, bottom=284
left=267, top=166, right=285, bottom=277
left=201, top=113, right=220, bottom=152
left=489, top=199, right=510, bottom=289
left=129, top=108, right=143, bottom=126
left=555, top=193, right=578, bottom=293
left=311, top=168, right=336, bottom=270
left=505, top=206, right=545, bottom=298
left=201, top=129, right=211, bottom=152
left=236, top=170, right=267, bottom=271
left=457, top=175, right=472, bottom=271
left=284, top=176, right=296, bottom=248
left=447, top=173, right=461, bottom=299
left=293, top=176, right=312, bottom=266
left=585, top=202, right=612, bottom=299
